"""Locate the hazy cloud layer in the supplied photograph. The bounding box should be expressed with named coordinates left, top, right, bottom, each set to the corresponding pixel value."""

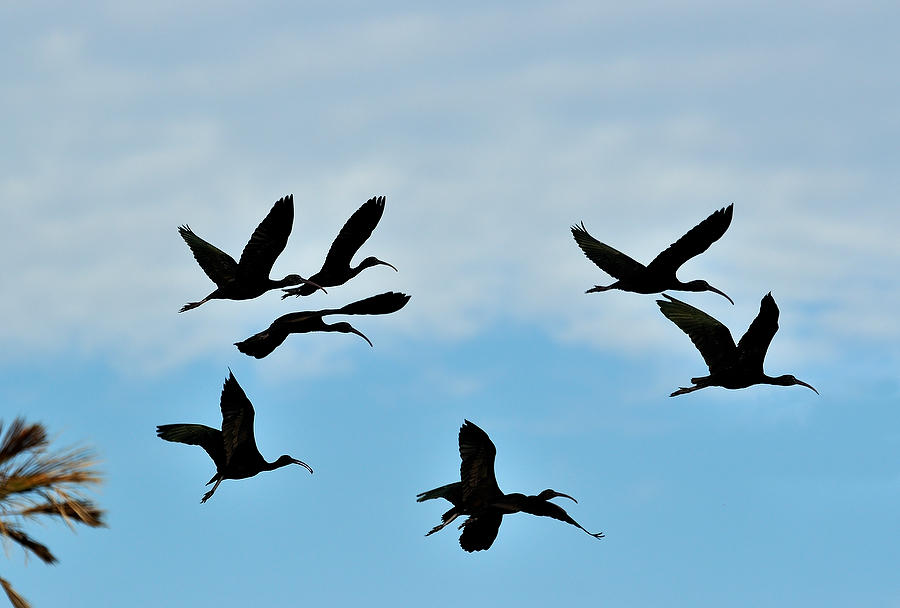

left=2, top=3, right=897, bottom=372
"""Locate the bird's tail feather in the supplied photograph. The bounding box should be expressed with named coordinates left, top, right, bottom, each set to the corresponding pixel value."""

left=416, top=482, right=461, bottom=503
left=339, top=292, right=411, bottom=316
left=234, top=331, right=288, bottom=359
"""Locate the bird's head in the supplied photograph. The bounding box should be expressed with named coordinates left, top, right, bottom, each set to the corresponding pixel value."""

left=283, top=274, right=326, bottom=293
left=332, top=322, right=373, bottom=347
left=274, top=454, right=314, bottom=474
left=360, top=256, right=398, bottom=272
left=772, top=374, right=819, bottom=394
left=537, top=489, right=577, bottom=503
left=683, top=280, right=734, bottom=305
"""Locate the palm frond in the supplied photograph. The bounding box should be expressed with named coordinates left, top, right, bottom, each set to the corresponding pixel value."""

left=0, top=525, right=56, bottom=564
left=0, top=576, right=31, bottom=608
left=0, top=422, right=45, bottom=468
left=0, top=417, right=105, bottom=576
left=0, top=447, right=102, bottom=501
left=15, top=500, right=105, bottom=529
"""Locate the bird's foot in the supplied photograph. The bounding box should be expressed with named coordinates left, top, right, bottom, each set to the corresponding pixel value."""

left=585, top=285, right=614, bottom=294
left=669, top=385, right=702, bottom=397
left=200, top=490, right=213, bottom=503
left=425, top=514, right=458, bottom=536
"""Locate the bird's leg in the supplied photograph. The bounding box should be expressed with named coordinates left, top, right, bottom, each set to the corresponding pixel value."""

left=670, top=385, right=704, bottom=397
left=180, top=293, right=214, bottom=313
left=585, top=284, right=615, bottom=294
left=425, top=512, right=459, bottom=536
left=201, top=478, right=222, bottom=503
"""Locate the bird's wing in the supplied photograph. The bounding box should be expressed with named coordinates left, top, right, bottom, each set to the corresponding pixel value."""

left=178, top=226, right=238, bottom=287
left=317, top=196, right=385, bottom=275
left=333, top=292, right=411, bottom=316
left=156, top=424, right=225, bottom=468
left=571, top=222, right=646, bottom=279
left=237, top=194, right=294, bottom=279
left=458, top=420, right=502, bottom=505
left=218, top=371, right=261, bottom=465
left=459, top=512, right=503, bottom=552
left=736, top=292, right=779, bottom=372
left=646, top=204, right=733, bottom=273
left=657, top=294, right=737, bottom=374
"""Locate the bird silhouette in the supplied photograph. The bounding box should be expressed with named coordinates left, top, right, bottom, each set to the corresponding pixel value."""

left=572, top=203, right=734, bottom=304
left=179, top=194, right=322, bottom=312
left=235, top=291, right=411, bottom=358
left=282, top=195, right=396, bottom=298
left=156, top=371, right=313, bottom=502
left=417, top=420, right=604, bottom=552
left=657, top=292, right=818, bottom=396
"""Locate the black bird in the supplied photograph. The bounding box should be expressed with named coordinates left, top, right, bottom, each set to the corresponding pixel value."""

left=235, top=291, right=411, bottom=358
left=179, top=194, right=322, bottom=312
left=417, top=420, right=604, bottom=552
left=572, top=203, right=735, bottom=304
left=282, top=195, right=397, bottom=298
left=156, top=371, right=313, bottom=502
left=657, top=292, right=818, bottom=396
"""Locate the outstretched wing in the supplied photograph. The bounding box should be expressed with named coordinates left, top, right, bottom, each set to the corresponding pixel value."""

left=237, top=194, right=294, bottom=279
left=458, top=420, right=502, bottom=507
left=571, top=222, right=646, bottom=279
left=218, top=371, right=261, bottom=465
left=178, top=226, right=238, bottom=287
left=646, top=204, right=733, bottom=274
left=317, top=196, right=386, bottom=275
left=657, top=294, right=737, bottom=374
left=156, top=424, right=225, bottom=469
left=736, top=292, right=780, bottom=372
left=333, top=292, right=411, bottom=316
left=459, top=512, right=503, bottom=552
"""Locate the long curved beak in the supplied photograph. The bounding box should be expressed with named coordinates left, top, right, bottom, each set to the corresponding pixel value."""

left=301, top=278, right=327, bottom=294
left=553, top=491, right=578, bottom=503
left=795, top=379, right=819, bottom=395
left=292, top=459, right=314, bottom=474
left=708, top=284, right=734, bottom=305
left=350, top=327, right=374, bottom=347
left=378, top=259, right=398, bottom=272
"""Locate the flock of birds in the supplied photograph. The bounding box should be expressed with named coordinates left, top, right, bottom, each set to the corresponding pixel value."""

left=573, top=203, right=817, bottom=397
left=156, top=195, right=817, bottom=552
left=158, top=194, right=408, bottom=503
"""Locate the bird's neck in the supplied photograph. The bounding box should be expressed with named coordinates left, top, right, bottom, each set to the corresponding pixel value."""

left=262, top=459, right=290, bottom=471
left=269, top=276, right=296, bottom=289
left=346, top=263, right=368, bottom=280
left=762, top=374, right=791, bottom=386
left=493, top=493, right=527, bottom=514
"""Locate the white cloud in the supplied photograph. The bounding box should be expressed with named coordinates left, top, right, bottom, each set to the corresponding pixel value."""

left=1, top=4, right=897, bottom=375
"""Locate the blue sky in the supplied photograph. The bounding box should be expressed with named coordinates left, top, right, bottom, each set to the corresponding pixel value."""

left=2, top=2, right=898, bottom=606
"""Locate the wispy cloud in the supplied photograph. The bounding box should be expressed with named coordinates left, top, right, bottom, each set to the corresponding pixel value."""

left=1, top=4, right=896, bottom=376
